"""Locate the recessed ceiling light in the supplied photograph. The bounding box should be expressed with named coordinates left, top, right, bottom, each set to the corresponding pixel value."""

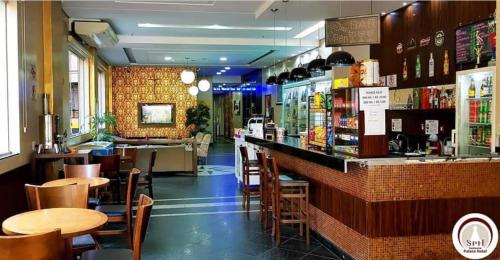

left=225, top=66, right=231, bottom=70
left=402, top=2, right=407, bottom=6
left=381, top=12, right=386, bottom=15
left=294, top=21, right=325, bottom=39
left=223, top=83, right=226, bottom=86
left=219, top=57, right=227, bottom=61
left=164, top=56, right=173, bottom=61
left=221, top=70, right=226, bottom=73
left=216, top=72, right=221, bottom=75
left=137, top=23, right=292, bottom=31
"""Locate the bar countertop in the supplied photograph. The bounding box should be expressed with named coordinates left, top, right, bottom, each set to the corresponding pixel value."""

left=244, top=135, right=500, bottom=173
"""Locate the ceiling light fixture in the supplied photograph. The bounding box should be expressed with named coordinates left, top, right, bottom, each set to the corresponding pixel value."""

left=266, top=8, right=279, bottom=86
left=224, top=66, right=231, bottom=70
left=293, top=21, right=325, bottom=39
left=308, top=14, right=327, bottom=73
left=290, top=12, right=310, bottom=81
left=402, top=2, right=407, bottom=6
left=137, top=23, right=292, bottom=31
left=220, top=69, right=226, bottom=73
left=381, top=12, right=386, bottom=15
left=325, top=3, right=355, bottom=68
left=188, top=85, right=199, bottom=96
left=116, top=0, right=216, bottom=7
left=198, top=79, right=211, bottom=92
left=219, top=57, right=227, bottom=62
left=216, top=72, right=222, bottom=75
left=164, top=56, right=173, bottom=61
left=180, top=57, right=195, bottom=84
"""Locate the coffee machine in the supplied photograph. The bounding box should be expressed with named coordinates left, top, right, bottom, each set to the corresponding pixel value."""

left=37, top=93, right=63, bottom=153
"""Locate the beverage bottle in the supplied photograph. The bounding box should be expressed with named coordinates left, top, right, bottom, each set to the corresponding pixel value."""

left=444, top=50, right=449, bottom=75
left=485, top=100, right=490, bottom=123
left=469, top=80, right=476, bottom=98
left=480, top=79, right=486, bottom=97
left=429, top=52, right=435, bottom=77
left=479, top=101, right=484, bottom=123
left=407, top=94, right=413, bottom=109
left=416, top=54, right=421, bottom=78
left=434, top=89, right=440, bottom=109
left=403, top=58, right=408, bottom=80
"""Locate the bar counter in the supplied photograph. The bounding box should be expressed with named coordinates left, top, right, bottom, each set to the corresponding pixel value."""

left=245, top=136, right=500, bottom=259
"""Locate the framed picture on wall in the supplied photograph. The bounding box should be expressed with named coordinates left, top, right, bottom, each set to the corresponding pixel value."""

left=138, top=103, right=176, bottom=127
left=233, top=99, right=240, bottom=115
left=276, top=85, right=283, bottom=105
left=265, top=94, right=273, bottom=119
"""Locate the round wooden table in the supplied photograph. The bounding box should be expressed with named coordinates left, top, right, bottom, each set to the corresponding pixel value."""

left=2, top=208, right=108, bottom=259
left=42, top=177, right=110, bottom=189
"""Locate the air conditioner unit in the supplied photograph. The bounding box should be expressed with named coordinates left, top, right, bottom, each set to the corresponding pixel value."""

left=73, top=21, right=118, bottom=48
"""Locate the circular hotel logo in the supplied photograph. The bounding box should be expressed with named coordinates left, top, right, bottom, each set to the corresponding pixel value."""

left=452, top=213, right=498, bottom=259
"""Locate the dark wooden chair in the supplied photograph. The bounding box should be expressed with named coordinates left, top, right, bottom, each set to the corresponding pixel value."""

left=93, top=154, right=121, bottom=203
left=24, top=183, right=98, bottom=255
left=137, top=150, right=157, bottom=199
left=0, top=229, right=64, bottom=260
left=95, top=168, right=140, bottom=249
left=64, top=163, right=102, bottom=207
left=239, top=146, right=260, bottom=213
left=82, top=194, right=153, bottom=260
left=268, top=156, right=310, bottom=245
left=115, top=147, right=137, bottom=175
left=256, top=151, right=272, bottom=228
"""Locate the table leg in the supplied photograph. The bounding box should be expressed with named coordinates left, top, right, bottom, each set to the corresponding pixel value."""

left=64, top=238, right=74, bottom=260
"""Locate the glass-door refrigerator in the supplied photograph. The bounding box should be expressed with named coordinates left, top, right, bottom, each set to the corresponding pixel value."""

left=455, top=66, right=497, bottom=155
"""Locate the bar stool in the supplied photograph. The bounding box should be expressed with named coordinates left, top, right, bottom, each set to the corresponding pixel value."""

left=239, top=146, right=260, bottom=212
left=267, top=156, right=310, bottom=245
left=256, top=151, right=272, bottom=228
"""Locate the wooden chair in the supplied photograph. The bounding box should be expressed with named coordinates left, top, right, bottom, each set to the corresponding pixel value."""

left=116, top=147, right=138, bottom=173
left=0, top=229, right=64, bottom=260
left=137, top=150, right=157, bottom=199
left=268, top=156, right=310, bottom=245
left=82, top=194, right=153, bottom=260
left=239, top=146, right=260, bottom=213
left=64, top=164, right=102, bottom=207
left=24, top=184, right=97, bottom=255
left=95, top=168, right=140, bottom=249
left=93, top=154, right=122, bottom=203
left=256, top=151, right=272, bottom=228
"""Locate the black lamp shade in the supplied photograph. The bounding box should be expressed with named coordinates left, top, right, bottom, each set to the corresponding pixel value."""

left=290, top=67, right=309, bottom=81
left=266, top=75, right=278, bottom=85
left=326, top=50, right=355, bottom=67
left=277, top=71, right=290, bottom=85
left=307, top=58, right=326, bottom=72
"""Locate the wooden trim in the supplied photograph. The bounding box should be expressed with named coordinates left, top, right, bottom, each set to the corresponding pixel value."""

left=106, top=65, right=112, bottom=114
left=42, top=1, right=53, bottom=113
left=89, top=47, right=96, bottom=117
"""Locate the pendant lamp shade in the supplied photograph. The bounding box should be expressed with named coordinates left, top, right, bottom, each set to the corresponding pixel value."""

left=277, top=71, right=290, bottom=85
left=188, top=85, right=199, bottom=96
left=326, top=50, right=355, bottom=67
left=181, top=69, right=195, bottom=84
left=198, top=79, right=211, bottom=92
left=290, top=67, right=309, bottom=81
left=266, top=74, right=278, bottom=85
left=307, top=58, right=326, bottom=72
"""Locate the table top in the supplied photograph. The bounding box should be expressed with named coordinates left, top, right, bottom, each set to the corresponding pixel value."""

left=42, top=177, right=110, bottom=189
left=2, top=208, right=108, bottom=239
left=33, top=150, right=91, bottom=159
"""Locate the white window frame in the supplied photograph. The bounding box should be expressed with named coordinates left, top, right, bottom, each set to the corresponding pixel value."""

left=97, top=68, right=106, bottom=117
left=68, top=38, right=90, bottom=137
left=0, top=1, right=19, bottom=159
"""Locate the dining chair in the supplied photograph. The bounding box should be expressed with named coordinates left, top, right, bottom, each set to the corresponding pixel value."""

left=82, top=194, right=153, bottom=260
left=115, top=147, right=138, bottom=172
left=95, top=168, right=140, bottom=249
left=93, top=154, right=122, bottom=203
left=197, top=134, right=212, bottom=166
left=24, top=184, right=98, bottom=255
left=195, top=132, right=204, bottom=144
left=64, top=163, right=102, bottom=207
left=137, top=150, right=157, bottom=199
left=0, top=229, right=64, bottom=260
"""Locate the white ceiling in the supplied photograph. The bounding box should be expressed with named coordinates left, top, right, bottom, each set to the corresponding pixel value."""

left=62, top=0, right=406, bottom=76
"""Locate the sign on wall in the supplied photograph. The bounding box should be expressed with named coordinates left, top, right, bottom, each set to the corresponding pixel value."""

left=325, top=14, right=380, bottom=47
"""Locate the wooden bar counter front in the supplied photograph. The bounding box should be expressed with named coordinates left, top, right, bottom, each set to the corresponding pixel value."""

left=245, top=136, right=500, bottom=260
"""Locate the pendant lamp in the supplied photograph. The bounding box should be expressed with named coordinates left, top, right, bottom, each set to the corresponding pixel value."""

left=198, top=79, right=211, bottom=92
left=180, top=57, right=195, bottom=84
left=277, top=70, right=290, bottom=85
left=266, top=8, right=279, bottom=86
left=290, top=66, right=309, bottom=81
left=188, top=85, right=199, bottom=96
left=266, top=75, right=278, bottom=85
left=307, top=23, right=326, bottom=72
left=326, top=49, right=355, bottom=67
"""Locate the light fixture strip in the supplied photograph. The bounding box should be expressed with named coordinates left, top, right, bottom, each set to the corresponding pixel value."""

left=138, top=23, right=292, bottom=31
left=294, top=21, right=325, bottom=39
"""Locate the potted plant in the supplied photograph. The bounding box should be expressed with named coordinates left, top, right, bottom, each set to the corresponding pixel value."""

left=90, top=112, right=117, bottom=142
left=185, top=103, right=210, bottom=136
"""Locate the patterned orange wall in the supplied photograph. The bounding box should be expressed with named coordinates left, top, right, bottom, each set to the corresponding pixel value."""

left=112, top=66, right=197, bottom=138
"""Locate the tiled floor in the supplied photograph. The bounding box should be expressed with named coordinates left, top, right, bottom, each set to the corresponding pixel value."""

left=98, top=138, right=340, bottom=259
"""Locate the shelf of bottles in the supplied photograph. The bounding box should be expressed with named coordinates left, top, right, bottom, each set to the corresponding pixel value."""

left=456, top=67, right=496, bottom=155
left=332, top=86, right=359, bottom=156
left=283, top=83, right=311, bottom=135
left=307, top=93, right=332, bottom=151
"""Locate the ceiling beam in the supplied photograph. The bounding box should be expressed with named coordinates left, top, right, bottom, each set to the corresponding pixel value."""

left=254, top=0, right=275, bottom=19
left=118, top=35, right=317, bottom=47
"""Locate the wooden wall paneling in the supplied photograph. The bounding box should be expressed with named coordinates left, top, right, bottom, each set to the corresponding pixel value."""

left=0, top=164, right=32, bottom=228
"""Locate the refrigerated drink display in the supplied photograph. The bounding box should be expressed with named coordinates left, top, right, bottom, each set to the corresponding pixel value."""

left=455, top=66, right=497, bottom=155
left=307, top=92, right=332, bottom=152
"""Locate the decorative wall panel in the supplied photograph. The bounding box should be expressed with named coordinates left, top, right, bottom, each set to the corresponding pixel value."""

left=112, top=67, right=197, bottom=138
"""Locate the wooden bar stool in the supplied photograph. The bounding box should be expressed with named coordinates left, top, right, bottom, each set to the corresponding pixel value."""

left=267, top=156, right=310, bottom=245
left=239, top=146, right=260, bottom=212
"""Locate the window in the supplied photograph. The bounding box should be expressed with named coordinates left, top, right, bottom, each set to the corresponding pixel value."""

left=97, top=71, right=106, bottom=117
left=69, top=51, right=90, bottom=136
left=0, top=1, right=19, bottom=158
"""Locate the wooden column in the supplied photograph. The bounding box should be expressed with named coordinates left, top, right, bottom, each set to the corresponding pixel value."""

left=42, top=1, right=53, bottom=113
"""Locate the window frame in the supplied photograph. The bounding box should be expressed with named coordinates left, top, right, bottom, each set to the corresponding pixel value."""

left=68, top=38, right=90, bottom=137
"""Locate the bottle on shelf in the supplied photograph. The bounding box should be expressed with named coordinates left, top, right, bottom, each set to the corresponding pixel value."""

left=403, top=58, right=408, bottom=80
left=480, top=78, right=486, bottom=97
left=406, top=94, right=413, bottom=109
left=444, top=50, right=449, bottom=75
left=416, top=54, right=421, bottom=78
left=429, top=52, right=435, bottom=77
left=469, top=79, right=476, bottom=98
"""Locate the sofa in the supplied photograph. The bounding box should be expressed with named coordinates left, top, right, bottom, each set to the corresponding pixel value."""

left=134, top=144, right=197, bottom=174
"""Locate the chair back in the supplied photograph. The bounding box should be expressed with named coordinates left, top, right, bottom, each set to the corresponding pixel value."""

left=0, top=229, right=64, bottom=260
left=93, top=154, right=121, bottom=178
left=195, top=132, right=204, bottom=143
left=116, top=147, right=138, bottom=168
left=256, top=151, right=270, bottom=186
left=198, top=134, right=211, bottom=157
left=126, top=168, right=141, bottom=235
left=132, top=194, right=154, bottom=260
left=64, top=164, right=100, bottom=178
left=25, top=184, right=89, bottom=209
left=147, top=150, right=157, bottom=178
left=267, top=156, right=281, bottom=198
left=239, top=146, right=250, bottom=174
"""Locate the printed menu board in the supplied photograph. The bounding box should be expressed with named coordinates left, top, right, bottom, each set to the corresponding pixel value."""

left=326, top=15, right=380, bottom=47
left=455, top=19, right=495, bottom=64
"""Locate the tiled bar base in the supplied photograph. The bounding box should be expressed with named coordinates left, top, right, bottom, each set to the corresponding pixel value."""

left=266, top=149, right=500, bottom=260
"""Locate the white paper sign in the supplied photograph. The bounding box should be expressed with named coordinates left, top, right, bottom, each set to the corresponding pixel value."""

left=391, top=119, right=402, bottom=132
left=425, top=120, right=439, bottom=135
left=364, top=110, right=386, bottom=135
left=359, top=87, right=389, bottom=111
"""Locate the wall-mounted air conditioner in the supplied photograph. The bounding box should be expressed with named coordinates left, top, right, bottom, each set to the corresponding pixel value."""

left=73, top=21, right=118, bottom=48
